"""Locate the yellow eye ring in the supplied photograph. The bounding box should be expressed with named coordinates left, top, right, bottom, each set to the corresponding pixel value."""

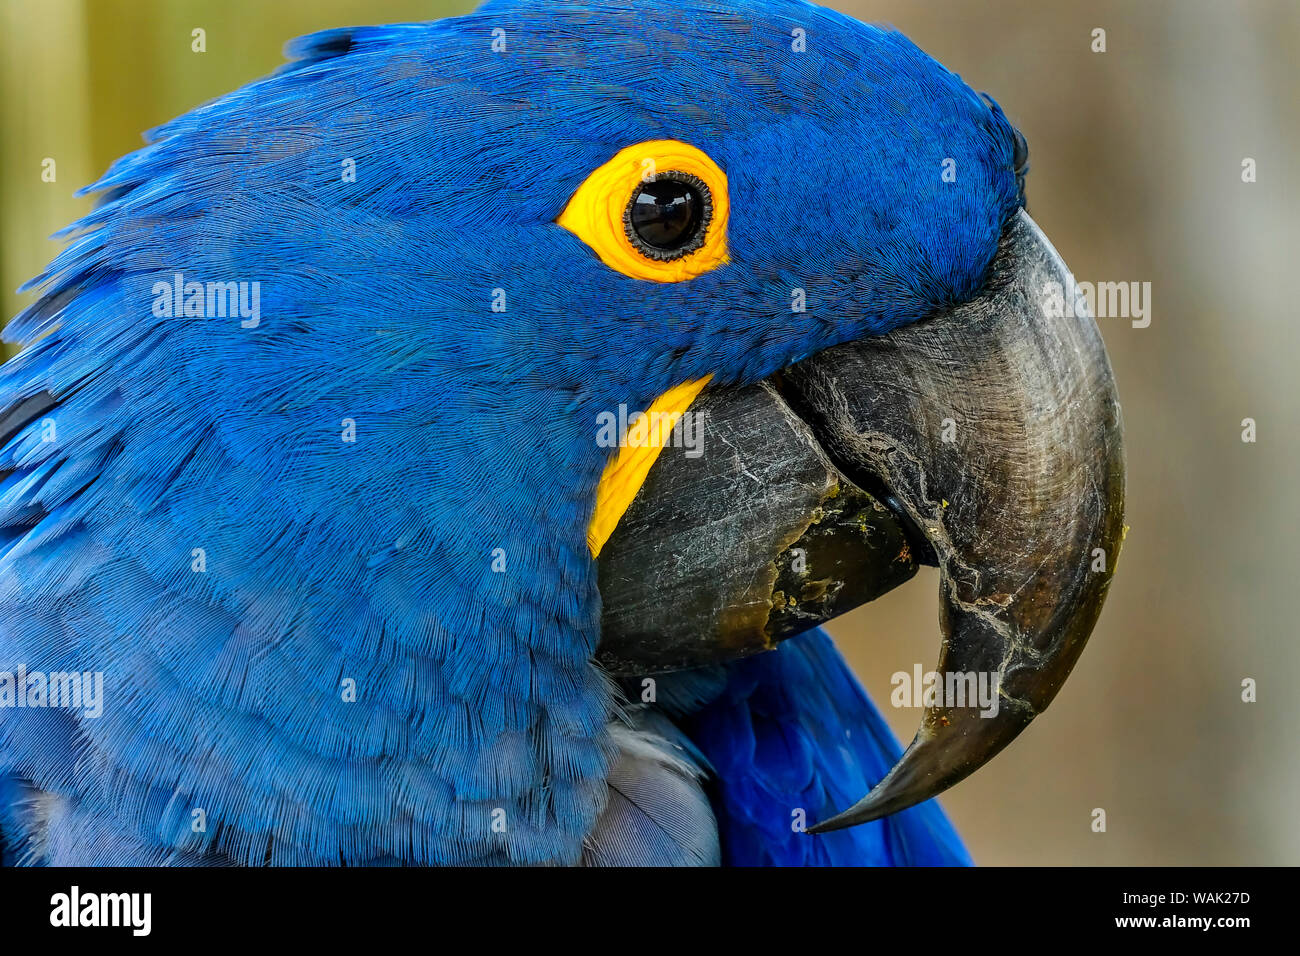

left=557, top=140, right=729, bottom=283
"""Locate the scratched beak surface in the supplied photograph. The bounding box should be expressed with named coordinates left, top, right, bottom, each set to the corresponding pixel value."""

left=597, top=210, right=1125, bottom=825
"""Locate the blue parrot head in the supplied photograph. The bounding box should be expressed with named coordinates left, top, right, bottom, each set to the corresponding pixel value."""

left=0, top=0, right=1122, bottom=864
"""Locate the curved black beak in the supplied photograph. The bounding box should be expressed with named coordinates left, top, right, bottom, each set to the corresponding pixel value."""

left=596, top=210, right=1125, bottom=827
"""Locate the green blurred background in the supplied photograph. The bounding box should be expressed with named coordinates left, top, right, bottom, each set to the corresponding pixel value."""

left=2, top=0, right=1296, bottom=865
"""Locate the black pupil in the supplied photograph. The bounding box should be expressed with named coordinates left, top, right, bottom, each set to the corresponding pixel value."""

left=629, top=180, right=703, bottom=251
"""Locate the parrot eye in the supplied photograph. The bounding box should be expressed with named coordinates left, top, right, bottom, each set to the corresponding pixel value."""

left=556, top=139, right=729, bottom=283
left=624, top=173, right=712, bottom=260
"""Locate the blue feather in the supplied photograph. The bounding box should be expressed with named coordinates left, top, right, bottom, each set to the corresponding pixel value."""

left=682, top=629, right=971, bottom=866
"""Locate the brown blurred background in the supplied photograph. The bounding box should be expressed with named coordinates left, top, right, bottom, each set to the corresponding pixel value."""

left=2, top=0, right=1296, bottom=864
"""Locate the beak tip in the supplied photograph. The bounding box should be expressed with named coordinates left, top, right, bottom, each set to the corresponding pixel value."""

left=807, top=785, right=909, bottom=834
left=806, top=810, right=863, bottom=835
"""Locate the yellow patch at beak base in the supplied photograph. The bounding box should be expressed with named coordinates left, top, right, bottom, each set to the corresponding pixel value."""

left=588, top=375, right=713, bottom=558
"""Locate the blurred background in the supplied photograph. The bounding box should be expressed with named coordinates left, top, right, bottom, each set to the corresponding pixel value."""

left=2, top=0, right=1296, bottom=864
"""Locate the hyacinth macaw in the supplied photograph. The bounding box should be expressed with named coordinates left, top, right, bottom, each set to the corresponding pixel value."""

left=0, top=0, right=1123, bottom=866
